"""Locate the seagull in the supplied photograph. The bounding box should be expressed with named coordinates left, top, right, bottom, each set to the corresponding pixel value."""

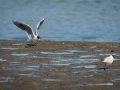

left=12, top=18, right=45, bottom=41
left=102, top=55, right=114, bottom=70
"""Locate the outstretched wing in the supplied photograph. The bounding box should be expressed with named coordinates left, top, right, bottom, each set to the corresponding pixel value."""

left=12, top=20, right=35, bottom=40
left=35, top=18, right=45, bottom=35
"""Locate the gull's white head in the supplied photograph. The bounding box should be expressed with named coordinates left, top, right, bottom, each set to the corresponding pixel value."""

left=110, top=54, right=113, bottom=58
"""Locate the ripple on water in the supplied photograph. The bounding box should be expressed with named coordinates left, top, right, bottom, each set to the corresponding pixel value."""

left=42, top=63, right=70, bottom=66
left=69, top=58, right=99, bottom=64
left=64, top=50, right=88, bottom=53
left=72, top=65, right=96, bottom=69
left=80, top=55, right=96, bottom=58
left=10, top=61, right=20, bottom=66
left=75, top=83, right=113, bottom=86
left=12, top=43, right=26, bottom=45
left=0, top=76, right=14, bottom=82
left=112, top=78, right=120, bottom=82
left=41, top=50, right=88, bottom=55
left=41, top=51, right=73, bottom=55
left=18, top=74, right=41, bottom=77
left=27, top=66, right=40, bottom=68
left=51, top=58, right=99, bottom=65
left=41, top=78, right=63, bottom=82
left=0, top=58, right=7, bottom=62
left=19, top=66, right=40, bottom=71
left=0, top=47, right=18, bottom=50
left=11, top=53, right=29, bottom=57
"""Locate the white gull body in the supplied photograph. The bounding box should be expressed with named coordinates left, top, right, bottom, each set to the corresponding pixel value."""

left=12, top=18, right=45, bottom=41
left=102, top=55, right=114, bottom=70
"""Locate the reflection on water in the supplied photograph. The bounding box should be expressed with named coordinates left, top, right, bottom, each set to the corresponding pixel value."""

left=27, top=66, right=40, bottom=68
left=41, top=51, right=73, bottom=55
left=112, top=78, right=120, bottom=82
left=0, top=47, right=18, bottom=50
left=0, top=0, right=120, bottom=42
left=80, top=55, right=96, bottom=58
left=76, top=83, right=113, bottom=86
left=0, top=76, right=14, bottom=82
left=11, top=52, right=29, bottom=57
left=41, top=78, right=63, bottom=82
left=0, top=58, right=7, bottom=61
left=42, top=63, right=70, bottom=66
left=72, top=65, right=96, bottom=69
left=41, top=49, right=88, bottom=55
left=10, top=61, right=20, bottom=66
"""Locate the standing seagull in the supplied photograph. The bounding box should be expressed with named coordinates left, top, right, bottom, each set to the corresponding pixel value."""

left=102, top=55, right=114, bottom=70
left=12, top=18, right=45, bottom=41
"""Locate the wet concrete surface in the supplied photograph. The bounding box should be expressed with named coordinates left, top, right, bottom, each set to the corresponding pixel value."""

left=0, top=40, right=120, bottom=90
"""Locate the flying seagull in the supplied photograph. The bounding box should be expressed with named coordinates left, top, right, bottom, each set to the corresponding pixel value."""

left=12, top=18, right=45, bottom=41
left=102, top=55, right=114, bottom=70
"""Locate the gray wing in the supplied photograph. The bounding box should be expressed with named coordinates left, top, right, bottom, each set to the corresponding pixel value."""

left=35, top=18, right=45, bottom=35
left=12, top=20, right=35, bottom=40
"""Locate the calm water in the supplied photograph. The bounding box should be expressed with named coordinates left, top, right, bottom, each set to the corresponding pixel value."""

left=0, top=0, right=120, bottom=42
